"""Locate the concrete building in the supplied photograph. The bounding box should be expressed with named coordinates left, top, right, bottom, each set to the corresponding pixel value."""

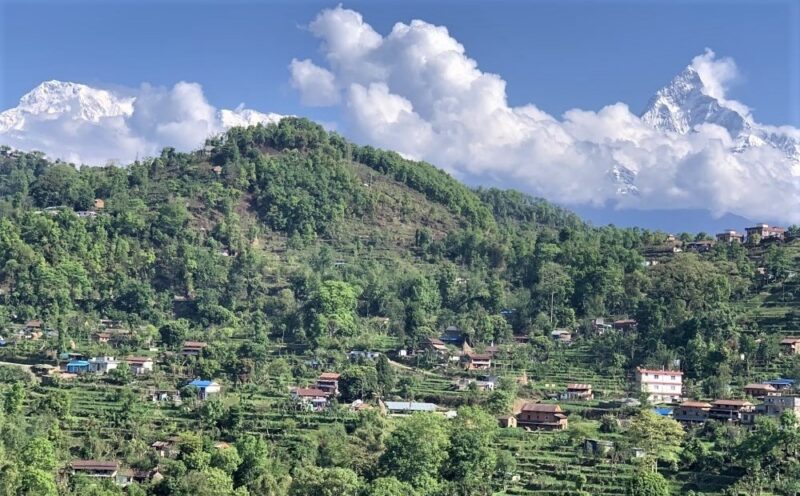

left=635, top=368, right=683, bottom=404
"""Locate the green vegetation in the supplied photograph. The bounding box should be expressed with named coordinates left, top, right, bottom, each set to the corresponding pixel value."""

left=0, top=118, right=799, bottom=495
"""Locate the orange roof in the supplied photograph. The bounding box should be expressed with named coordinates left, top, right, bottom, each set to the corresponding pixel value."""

left=780, top=337, right=800, bottom=344
left=679, top=401, right=712, bottom=408
left=318, top=372, right=340, bottom=380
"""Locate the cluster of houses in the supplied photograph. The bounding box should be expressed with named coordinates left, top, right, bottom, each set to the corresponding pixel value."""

left=290, top=372, right=341, bottom=411
left=635, top=366, right=800, bottom=426
left=61, top=355, right=155, bottom=376
left=419, top=326, right=501, bottom=370
left=35, top=199, right=105, bottom=219
left=643, top=224, right=790, bottom=262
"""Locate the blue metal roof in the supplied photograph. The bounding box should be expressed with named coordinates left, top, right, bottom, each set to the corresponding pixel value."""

left=188, top=379, right=215, bottom=388
left=67, top=360, right=90, bottom=366
left=765, top=378, right=795, bottom=386
left=653, top=407, right=673, bottom=417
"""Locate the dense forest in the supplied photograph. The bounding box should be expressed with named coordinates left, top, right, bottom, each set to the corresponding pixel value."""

left=1, top=118, right=799, bottom=495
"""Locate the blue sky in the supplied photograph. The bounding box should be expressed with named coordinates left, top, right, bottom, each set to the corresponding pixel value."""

left=2, top=0, right=798, bottom=125
left=1, top=0, right=799, bottom=231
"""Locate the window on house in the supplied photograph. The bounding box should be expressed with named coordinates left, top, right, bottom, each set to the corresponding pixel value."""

left=654, top=375, right=659, bottom=379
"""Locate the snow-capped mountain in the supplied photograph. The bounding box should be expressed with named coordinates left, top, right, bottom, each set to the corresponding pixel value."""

left=0, top=80, right=283, bottom=164
left=640, top=66, right=800, bottom=163
left=0, top=81, right=134, bottom=133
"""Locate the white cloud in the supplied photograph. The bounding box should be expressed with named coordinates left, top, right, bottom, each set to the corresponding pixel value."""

left=690, top=48, right=750, bottom=115
left=0, top=80, right=281, bottom=165
left=289, top=59, right=340, bottom=106
left=289, top=6, right=800, bottom=223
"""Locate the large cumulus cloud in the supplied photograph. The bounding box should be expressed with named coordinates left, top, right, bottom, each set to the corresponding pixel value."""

left=290, top=6, right=800, bottom=223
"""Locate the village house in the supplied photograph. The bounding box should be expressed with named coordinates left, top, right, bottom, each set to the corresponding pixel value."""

left=94, top=198, right=105, bottom=210
left=95, top=331, right=111, bottom=344
left=757, top=395, right=800, bottom=418
left=463, top=352, right=492, bottom=371
left=66, top=360, right=91, bottom=375
left=181, top=341, right=208, bottom=356
left=69, top=460, right=123, bottom=483
left=516, top=403, right=568, bottom=430
left=780, top=338, right=800, bottom=355
left=384, top=400, right=438, bottom=416
left=716, top=230, right=744, bottom=243
left=440, top=325, right=467, bottom=345
left=31, top=364, right=57, bottom=377
left=497, top=415, right=517, bottom=428
left=24, top=320, right=42, bottom=332
left=551, top=329, right=573, bottom=344
left=88, top=356, right=119, bottom=374
left=613, top=319, right=638, bottom=332
left=292, top=387, right=330, bottom=411
left=151, top=438, right=180, bottom=458
left=562, top=383, right=594, bottom=401
left=591, top=318, right=613, bottom=334
left=673, top=401, right=712, bottom=424
left=708, top=399, right=756, bottom=424
left=684, top=240, right=715, bottom=252
left=635, top=368, right=683, bottom=404
left=746, top=224, right=786, bottom=242
left=126, top=357, right=154, bottom=375
left=315, top=372, right=340, bottom=396
left=426, top=337, right=449, bottom=355
left=454, top=376, right=499, bottom=392
left=743, top=383, right=779, bottom=399
left=348, top=350, right=381, bottom=361
left=188, top=379, right=221, bottom=400
left=764, top=378, right=796, bottom=391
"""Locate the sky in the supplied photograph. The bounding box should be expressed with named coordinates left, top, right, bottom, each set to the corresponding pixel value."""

left=1, top=0, right=799, bottom=231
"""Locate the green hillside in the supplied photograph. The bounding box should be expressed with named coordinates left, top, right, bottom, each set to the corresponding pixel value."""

left=0, top=118, right=799, bottom=496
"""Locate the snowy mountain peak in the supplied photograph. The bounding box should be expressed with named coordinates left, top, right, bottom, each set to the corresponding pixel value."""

left=640, top=62, right=799, bottom=164
left=0, top=80, right=284, bottom=164
left=12, top=80, right=134, bottom=126
left=640, top=65, right=749, bottom=136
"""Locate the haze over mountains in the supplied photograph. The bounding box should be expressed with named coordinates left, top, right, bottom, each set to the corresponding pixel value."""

left=0, top=7, right=798, bottom=228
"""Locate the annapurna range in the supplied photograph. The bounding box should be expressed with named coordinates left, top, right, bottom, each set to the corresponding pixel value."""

left=1, top=60, right=798, bottom=193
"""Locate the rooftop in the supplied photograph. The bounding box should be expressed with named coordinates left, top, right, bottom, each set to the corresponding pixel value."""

left=293, top=387, right=328, bottom=397
left=385, top=401, right=437, bottom=412
left=71, top=460, right=119, bottom=471
left=188, top=379, right=217, bottom=388
left=521, top=403, right=563, bottom=413
left=636, top=368, right=683, bottom=376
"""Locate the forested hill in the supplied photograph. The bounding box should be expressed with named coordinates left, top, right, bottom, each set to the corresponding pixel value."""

left=4, top=118, right=800, bottom=496
left=0, top=117, right=794, bottom=369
